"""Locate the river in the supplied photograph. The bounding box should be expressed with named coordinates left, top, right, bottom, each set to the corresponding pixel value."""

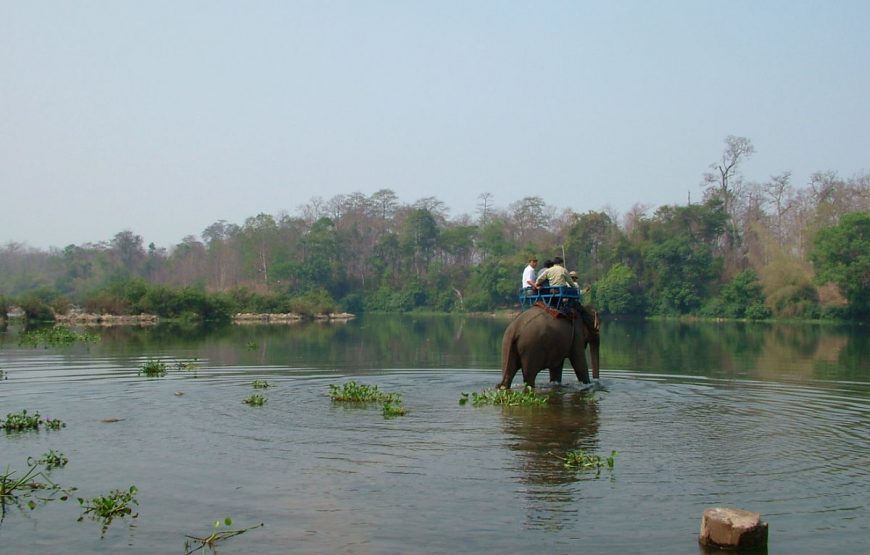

left=0, top=315, right=867, bottom=554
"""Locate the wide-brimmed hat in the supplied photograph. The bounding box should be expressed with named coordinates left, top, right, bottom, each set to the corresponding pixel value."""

left=569, top=271, right=578, bottom=278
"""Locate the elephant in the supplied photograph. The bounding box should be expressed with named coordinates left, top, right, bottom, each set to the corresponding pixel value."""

left=500, top=304, right=600, bottom=389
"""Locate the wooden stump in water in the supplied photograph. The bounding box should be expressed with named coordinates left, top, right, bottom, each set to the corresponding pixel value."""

left=699, top=507, right=768, bottom=550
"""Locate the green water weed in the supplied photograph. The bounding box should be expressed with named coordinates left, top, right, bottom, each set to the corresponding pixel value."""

left=18, top=327, right=99, bottom=348
left=382, top=401, right=407, bottom=417
left=1, top=409, right=41, bottom=431
left=251, top=380, right=272, bottom=389
left=459, top=386, right=549, bottom=407
left=245, top=341, right=258, bottom=350
left=1, top=461, right=71, bottom=515
left=184, top=517, right=264, bottom=555
left=140, top=359, right=168, bottom=377
left=1, top=410, right=65, bottom=432
left=329, top=381, right=400, bottom=404
left=43, top=417, right=65, bottom=430
left=33, top=450, right=68, bottom=470
left=243, top=394, right=267, bottom=406
left=557, top=449, right=618, bottom=476
left=77, top=485, right=138, bottom=522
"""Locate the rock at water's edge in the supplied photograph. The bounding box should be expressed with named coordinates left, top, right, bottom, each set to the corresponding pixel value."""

left=699, top=507, right=768, bottom=549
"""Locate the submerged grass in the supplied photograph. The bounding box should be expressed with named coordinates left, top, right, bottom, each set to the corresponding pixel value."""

left=251, top=380, right=272, bottom=389
left=184, top=517, right=264, bottom=555
left=1, top=460, right=73, bottom=515
left=176, top=359, right=199, bottom=371
left=459, top=386, right=549, bottom=407
left=18, top=327, right=99, bottom=348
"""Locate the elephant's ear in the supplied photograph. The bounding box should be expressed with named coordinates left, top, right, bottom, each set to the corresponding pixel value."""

left=592, top=309, right=601, bottom=333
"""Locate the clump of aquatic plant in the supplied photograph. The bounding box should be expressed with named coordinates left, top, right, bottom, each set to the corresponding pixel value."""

left=329, top=381, right=400, bottom=404
left=556, top=449, right=618, bottom=476
left=459, top=386, right=549, bottom=407
left=0, top=368, right=6, bottom=380
left=245, top=341, right=258, bottom=351
left=1, top=409, right=42, bottom=431
left=43, top=417, right=65, bottom=430
left=382, top=401, right=407, bottom=418
left=251, top=380, right=272, bottom=389
left=184, top=517, right=265, bottom=555
left=1, top=460, right=72, bottom=514
left=1, top=410, right=65, bottom=432
left=19, top=327, right=99, bottom=348
left=77, top=485, right=138, bottom=523
left=243, top=394, right=267, bottom=406
left=33, top=450, right=68, bottom=470
left=140, top=359, right=168, bottom=377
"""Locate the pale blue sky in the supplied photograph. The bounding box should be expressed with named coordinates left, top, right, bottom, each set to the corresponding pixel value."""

left=2, top=1, right=868, bottom=249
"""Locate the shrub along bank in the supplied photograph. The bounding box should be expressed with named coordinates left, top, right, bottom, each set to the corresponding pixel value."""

left=4, top=280, right=339, bottom=323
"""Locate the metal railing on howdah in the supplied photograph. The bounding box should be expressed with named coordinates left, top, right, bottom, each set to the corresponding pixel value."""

left=518, top=285, right=582, bottom=310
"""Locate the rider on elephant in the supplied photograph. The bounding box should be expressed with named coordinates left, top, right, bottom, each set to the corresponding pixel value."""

left=535, top=256, right=572, bottom=288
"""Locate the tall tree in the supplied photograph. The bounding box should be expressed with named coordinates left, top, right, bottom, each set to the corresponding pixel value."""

left=811, top=212, right=870, bottom=317
left=703, top=135, right=755, bottom=268
left=563, top=211, right=622, bottom=283
left=109, top=230, right=146, bottom=278
left=509, top=196, right=550, bottom=246
left=476, top=192, right=494, bottom=224
left=400, top=208, right=439, bottom=276
left=240, top=214, right=278, bottom=288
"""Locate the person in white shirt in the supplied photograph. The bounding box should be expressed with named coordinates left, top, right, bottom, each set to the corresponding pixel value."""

left=521, top=257, right=538, bottom=291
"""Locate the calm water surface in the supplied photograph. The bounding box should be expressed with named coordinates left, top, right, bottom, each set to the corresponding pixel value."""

left=0, top=315, right=867, bottom=554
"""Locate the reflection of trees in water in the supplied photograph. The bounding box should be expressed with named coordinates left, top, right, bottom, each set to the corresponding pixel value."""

left=43, top=315, right=508, bottom=370
left=606, top=319, right=865, bottom=381
left=46, top=316, right=867, bottom=381
left=768, top=324, right=823, bottom=357
left=606, top=320, right=768, bottom=374
left=501, top=391, right=601, bottom=531
left=825, top=326, right=870, bottom=380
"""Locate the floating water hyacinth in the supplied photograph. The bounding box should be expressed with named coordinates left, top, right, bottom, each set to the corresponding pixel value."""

left=329, top=381, right=400, bottom=404
left=459, top=386, right=549, bottom=407
left=243, top=394, right=267, bottom=406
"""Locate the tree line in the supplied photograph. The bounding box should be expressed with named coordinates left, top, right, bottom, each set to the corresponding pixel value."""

left=1, top=136, right=868, bottom=322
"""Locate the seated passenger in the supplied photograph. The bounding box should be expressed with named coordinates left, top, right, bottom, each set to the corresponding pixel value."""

left=569, top=270, right=579, bottom=288
left=537, top=259, right=554, bottom=288
left=535, top=257, right=572, bottom=289
left=521, top=256, right=539, bottom=293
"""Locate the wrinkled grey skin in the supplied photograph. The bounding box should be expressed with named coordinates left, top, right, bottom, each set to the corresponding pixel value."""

left=499, top=306, right=600, bottom=389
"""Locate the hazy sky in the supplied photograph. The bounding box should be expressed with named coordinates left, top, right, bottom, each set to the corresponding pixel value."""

left=2, top=1, right=868, bottom=250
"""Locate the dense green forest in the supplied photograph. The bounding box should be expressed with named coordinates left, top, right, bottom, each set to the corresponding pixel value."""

left=2, top=137, right=868, bottom=322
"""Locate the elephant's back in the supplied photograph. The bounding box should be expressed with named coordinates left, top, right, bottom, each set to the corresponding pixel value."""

left=513, top=308, right=575, bottom=352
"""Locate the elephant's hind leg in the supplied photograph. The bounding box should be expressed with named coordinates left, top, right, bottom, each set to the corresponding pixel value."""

left=499, top=344, right=522, bottom=389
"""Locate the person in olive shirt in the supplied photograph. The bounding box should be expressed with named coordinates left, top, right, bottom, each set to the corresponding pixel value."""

left=535, top=256, right=572, bottom=288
